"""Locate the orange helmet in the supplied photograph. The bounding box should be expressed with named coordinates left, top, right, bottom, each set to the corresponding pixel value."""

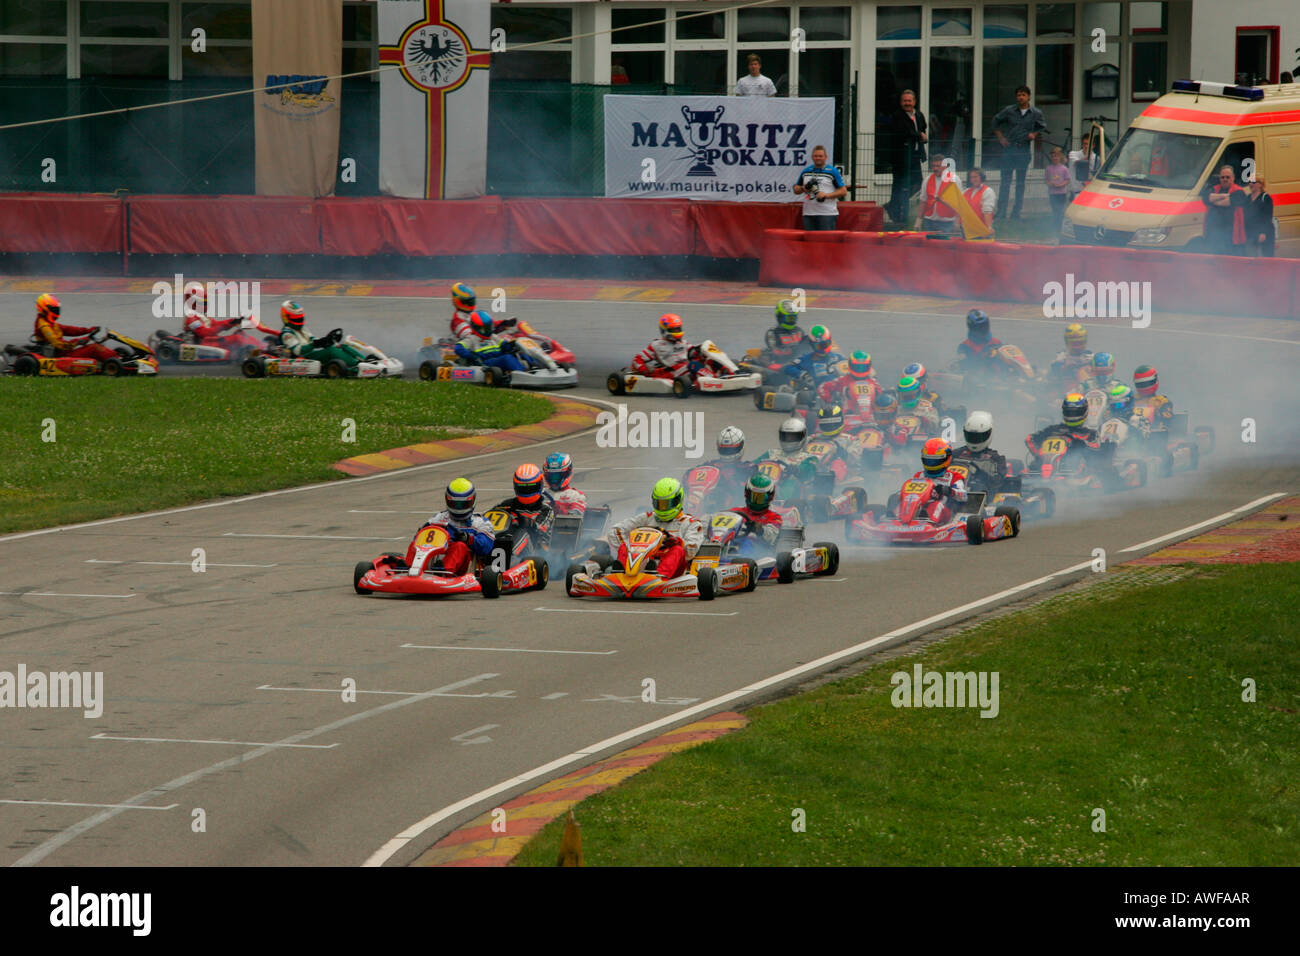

left=36, top=293, right=60, bottom=321
left=513, top=463, right=545, bottom=505
left=451, top=282, right=476, bottom=311
left=658, top=313, right=684, bottom=340
left=921, top=437, right=952, bottom=476
left=280, top=300, right=305, bottom=328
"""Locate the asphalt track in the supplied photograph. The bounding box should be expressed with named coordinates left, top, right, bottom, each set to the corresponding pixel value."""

left=0, top=289, right=1296, bottom=866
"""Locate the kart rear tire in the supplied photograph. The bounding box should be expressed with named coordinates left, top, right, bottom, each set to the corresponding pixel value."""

left=565, top=562, right=585, bottom=597
left=101, top=357, right=124, bottom=377
left=242, top=357, right=264, bottom=378
left=993, top=506, right=1021, bottom=538
left=775, top=551, right=796, bottom=584
left=12, top=354, right=38, bottom=376
left=754, top=387, right=771, bottom=411
left=353, top=561, right=373, bottom=595
left=234, top=345, right=255, bottom=365
left=606, top=373, right=625, bottom=395
left=672, top=377, right=690, bottom=399
left=696, top=566, right=717, bottom=601
left=324, top=359, right=348, bottom=379
left=531, top=558, right=549, bottom=591
left=965, top=515, right=984, bottom=545
left=847, top=487, right=869, bottom=513
left=796, top=388, right=817, bottom=407
left=886, top=493, right=900, bottom=517
left=418, top=361, right=437, bottom=381
left=739, top=558, right=759, bottom=592
left=813, top=542, right=840, bottom=575
left=156, top=341, right=178, bottom=364
left=483, top=366, right=500, bottom=388
left=480, top=569, right=503, bottom=599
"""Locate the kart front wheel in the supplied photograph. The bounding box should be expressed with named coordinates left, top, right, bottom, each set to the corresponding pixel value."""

left=242, top=357, right=264, bottom=378
left=156, top=341, right=178, bottom=363
left=565, top=562, right=585, bottom=596
left=739, top=558, right=759, bottom=592
left=813, top=541, right=840, bottom=575
left=324, top=359, right=348, bottom=379
left=101, top=357, right=124, bottom=377
left=606, top=372, right=625, bottom=395
left=353, top=561, right=373, bottom=594
left=965, top=515, right=984, bottom=545
left=531, top=558, right=549, bottom=592
left=672, top=377, right=690, bottom=399
left=993, top=506, right=1021, bottom=538
left=480, top=569, right=503, bottom=599
left=418, top=361, right=437, bottom=381
left=696, top=566, right=718, bottom=601
left=776, top=551, right=796, bottom=584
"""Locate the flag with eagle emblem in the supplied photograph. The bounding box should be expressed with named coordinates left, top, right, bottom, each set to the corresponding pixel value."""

left=379, top=0, right=491, bottom=199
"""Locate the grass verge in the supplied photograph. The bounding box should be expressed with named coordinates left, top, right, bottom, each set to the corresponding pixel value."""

left=0, top=377, right=552, bottom=533
left=514, top=564, right=1300, bottom=866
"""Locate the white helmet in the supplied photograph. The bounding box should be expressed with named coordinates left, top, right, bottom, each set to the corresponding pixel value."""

left=717, top=426, right=745, bottom=459
left=778, top=417, right=807, bottom=454
left=963, top=410, right=994, bottom=452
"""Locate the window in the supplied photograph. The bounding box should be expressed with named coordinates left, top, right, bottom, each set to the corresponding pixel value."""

left=612, top=8, right=664, bottom=45
left=675, top=50, right=727, bottom=94
left=675, top=10, right=724, bottom=41
left=982, top=44, right=1027, bottom=158
left=738, top=7, right=789, bottom=43
left=1082, top=2, right=1120, bottom=38
left=1098, top=127, right=1222, bottom=191
left=877, top=6, right=921, bottom=42
left=983, top=5, right=1027, bottom=40
left=492, top=6, right=572, bottom=45
left=492, top=4, right=570, bottom=82
left=929, top=47, right=974, bottom=167
left=1035, top=4, right=1074, bottom=37
left=79, top=0, right=170, bottom=78
left=931, top=8, right=971, bottom=38
left=1235, top=28, right=1278, bottom=86
left=875, top=47, right=920, bottom=172
left=743, top=49, right=788, bottom=96
left=80, top=44, right=168, bottom=77
left=182, top=3, right=251, bottom=40
left=81, top=1, right=168, bottom=39
left=1131, top=41, right=1166, bottom=100
left=492, top=52, right=570, bottom=82
left=0, top=1, right=66, bottom=36
left=800, top=6, right=850, bottom=42
left=1130, top=2, right=1167, bottom=35
left=0, top=41, right=66, bottom=75
left=615, top=50, right=664, bottom=87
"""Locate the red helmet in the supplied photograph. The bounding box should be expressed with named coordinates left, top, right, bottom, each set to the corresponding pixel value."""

left=470, top=310, right=495, bottom=339
left=513, top=463, right=545, bottom=505
left=280, top=300, right=305, bottom=328
left=659, top=313, right=684, bottom=340
left=921, top=437, right=952, bottom=476
left=35, top=293, right=60, bottom=321
left=1133, top=364, right=1159, bottom=397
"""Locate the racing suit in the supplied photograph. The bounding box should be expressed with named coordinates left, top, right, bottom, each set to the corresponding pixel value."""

left=728, top=505, right=783, bottom=551
left=910, top=467, right=969, bottom=524
left=33, top=315, right=117, bottom=362
left=952, top=445, right=1010, bottom=493
left=897, top=397, right=941, bottom=436
left=491, top=495, right=555, bottom=554
left=817, top=374, right=881, bottom=425
left=549, top=486, right=588, bottom=516
left=781, top=348, right=846, bottom=388
left=762, top=325, right=810, bottom=363
left=1133, top=394, right=1175, bottom=430
left=608, top=510, right=705, bottom=580
left=684, top=458, right=755, bottom=508
left=455, top=333, right=527, bottom=374
left=1048, top=349, right=1093, bottom=384
left=632, top=336, right=693, bottom=380
left=450, top=307, right=475, bottom=343
left=805, top=434, right=862, bottom=483
left=410, top=510, right=496, bottom=576
left=956, top=336, right=1004, bottom=375
left=184, top=309, right=240, bottom=343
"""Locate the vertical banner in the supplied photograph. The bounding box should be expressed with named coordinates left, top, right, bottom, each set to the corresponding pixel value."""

left=378, top=0, right=491, bottom=199
left=252, top=0, right=342, bottom=197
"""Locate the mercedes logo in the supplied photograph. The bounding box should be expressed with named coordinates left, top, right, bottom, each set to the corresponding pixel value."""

left=1096, top=225, right=1107, bottom=239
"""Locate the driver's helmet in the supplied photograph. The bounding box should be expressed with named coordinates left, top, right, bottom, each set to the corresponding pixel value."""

left=1064, top=323, right=1087, bottom=354
left=775, top=299, right=800, bottom=330
left=1091, top=351, right=1115, bottom=380
left=966, top=309, right=991, bottom=342
left=1062, top=392, right=1089, bottom=427
left=658, top=313, right=684, bottom=341
left=778, top=416, right=807, bottom=454
left=873, top=391, right=898, bottom=424
left=35, top=293, right=60, bottom=321
left=849, top=351, right=873, bottom=379
left=185, top=284, right=207, bottom=316
left=963, top=410, right=994, bottom=453
left=744, top=473, right=775, bottom=513
left=445, top=477, right=476, bottom=520
left=897, top=375, right=922, bottom=408
left=451, top=282, right=476, bottom=311
left=817, top=404, right=845, bottom=437
left=543, top=452, right=574, bottom=491
left=1108, top=384, right=1135, bottom=418
left=651, top=477, right=684, bottom=522
left=809, top=325, right=834, bottom=354
left=902, top=362, right=928, bottom=392
left=717, top=426, right=745, bottom=459
left=470, top=310, right=495, bottom=339
left=921, top=437, right=953, bottom=476
left=1133, top=364, right=1159, bottom=397
left=280, top=300, right=305, bottom=329
left=513, top=463, right=545, bottom=505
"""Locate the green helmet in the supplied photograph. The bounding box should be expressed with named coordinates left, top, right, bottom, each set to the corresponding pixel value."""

left=651, top=477, right=684, bottom=522
left=744, top=473, right=775, bottom=512
left=897, top=375, right=922, bottom=408
left=775, top=299, right=800, bottom=329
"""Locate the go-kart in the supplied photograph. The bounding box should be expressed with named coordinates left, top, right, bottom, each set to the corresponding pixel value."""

left=683, top=463, right=754, bottom=517
left=949, top=456, right=1055, bottom=520
left=150, top=317, right=276, bottom=365
left=1127, top=405, right=1215, bottom=474
left=565, top=526, right=755, bottom=601
left=1021, top=433, right=1146, bottom=495
left=752, top=455, right=869, bottom=523
left=845, top=475, right=1020, bottom=545
left=482, top=503, right=612, bottom=568
left=703, top=511, right=838, bottom=584
left=607, top=340, right=760, bottom=398
left=418, top=328, right=577, bottom=389
left=353, top=522, right=546, bottom=598
left=3, top=328, right=158, bottom=377
left=931, top=343, right=1039, bottom=405
left=242, top=329, right=403, bottom=379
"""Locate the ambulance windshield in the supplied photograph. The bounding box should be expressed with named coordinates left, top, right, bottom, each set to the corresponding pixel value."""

left=1097, top=127, right=1222, bottom=192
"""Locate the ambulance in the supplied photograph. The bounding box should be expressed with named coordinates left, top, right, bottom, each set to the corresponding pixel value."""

left=1062, top=80, right=1299, bottom=256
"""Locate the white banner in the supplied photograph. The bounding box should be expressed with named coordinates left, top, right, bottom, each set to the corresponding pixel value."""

left=604, top=95, right=836, bottom=201
left=378, top=0, right=490, bottom=199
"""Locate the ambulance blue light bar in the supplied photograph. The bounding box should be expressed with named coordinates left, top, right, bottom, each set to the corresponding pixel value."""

left=1171, top=80, right=1265, bottom=101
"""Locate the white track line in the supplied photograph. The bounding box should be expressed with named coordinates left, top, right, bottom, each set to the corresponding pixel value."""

left=14, top=673, right=500, bottom=867
left=222, top=532, right=404, bottom=541
left=0, top=591, right=136, bottom=599
left=363, top=491, right=1290, bottom=867
left=1118, top=493, right=1287, bottom=553
left=87, top=559, right=278, bottom=568
left=400, top=643, right=616, bottom=655
left=256, top=683, right=496, bottom=698
left=0, top=799, right=178, bottom=811
left=535, top=606, right=740, bottom=617
left=91, top=733, right=338, bottom=750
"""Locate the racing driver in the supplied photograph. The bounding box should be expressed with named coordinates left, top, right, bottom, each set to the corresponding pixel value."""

left=607, top=477, right=704, bottom=580
left=410, top=478, right=497, bottom=576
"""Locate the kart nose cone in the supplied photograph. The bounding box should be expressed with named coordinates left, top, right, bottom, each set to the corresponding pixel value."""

left=1041, top=462, right=1054, bottom=478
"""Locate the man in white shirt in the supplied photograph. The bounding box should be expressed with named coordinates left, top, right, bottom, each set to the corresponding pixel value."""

left=735, top=54, right=777, bottom=97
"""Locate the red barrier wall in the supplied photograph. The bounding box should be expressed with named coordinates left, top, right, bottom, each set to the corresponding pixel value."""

left=759, top=228, right=1300, bottom=320
left=317, top=197, right=507, bottom=256
left=130, top=196, right=320, bottom=255
left=0, top=193, right=123, bottom=253
left=690, top=201, right=883, bottom=258
left=507, top=198, right=694, bottom=256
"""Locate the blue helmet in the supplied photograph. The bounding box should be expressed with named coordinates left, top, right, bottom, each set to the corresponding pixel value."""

left=543, top=452, right=574, bottom=491
left=966, top=309, right=990, bottom=341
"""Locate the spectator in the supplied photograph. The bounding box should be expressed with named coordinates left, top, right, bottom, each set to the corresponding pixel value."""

left=1281, top=71, right=1294, bottom=84
left=1244, top=177, right=1275, bottom=257
left=1045, top=147, right=1071, bottom=233
left=1068, top=133, right=1098, bottom=196
left=735, top=54, right=776, bottom=97
left=794, top=145, right=847, bottom=230
left=962, top=167, right=996, bottom=235
left=611, top=57, right=630, bottom=86
left=1200, top=165, right=1249, bottom=256
left=991, top=85, right=1046, bottom=221
left=915, top=153, right=961, bottom=235
left=886, top=89, right=928, bottom=225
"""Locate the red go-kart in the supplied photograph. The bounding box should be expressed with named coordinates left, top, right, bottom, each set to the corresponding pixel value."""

left=846, top=475, right=1020, bottom=545
left=354, top=523, right=546, bottom=597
